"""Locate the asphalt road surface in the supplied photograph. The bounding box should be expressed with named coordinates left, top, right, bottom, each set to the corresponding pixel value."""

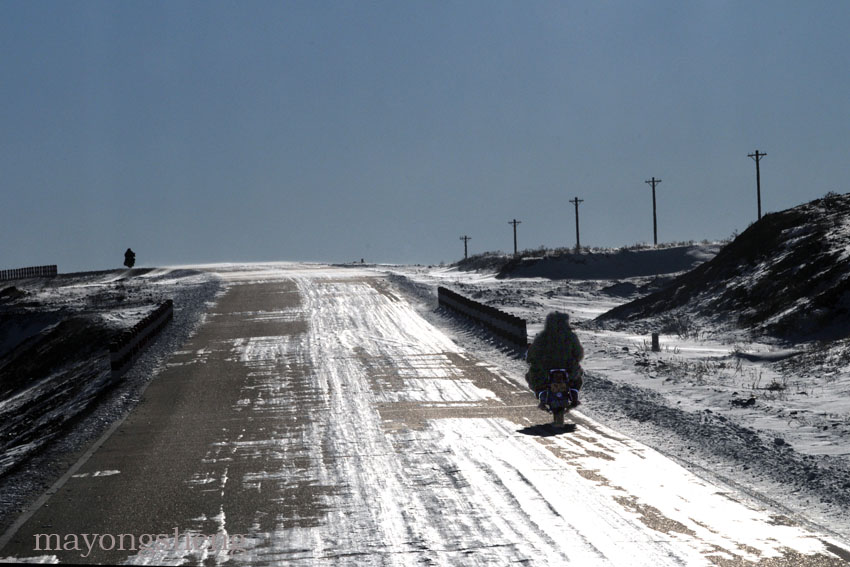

left=1, top=265, right=848, bottom=565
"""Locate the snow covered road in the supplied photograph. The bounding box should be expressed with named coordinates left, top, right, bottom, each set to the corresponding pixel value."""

left=1, top=264, right=847, bottom=565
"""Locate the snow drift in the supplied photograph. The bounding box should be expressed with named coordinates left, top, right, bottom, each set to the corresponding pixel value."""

left=597, top=192, right=850, bottom=341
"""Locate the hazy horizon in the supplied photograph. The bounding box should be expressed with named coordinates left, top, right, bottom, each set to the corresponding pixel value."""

left=3, top=2, right=849, bottom=272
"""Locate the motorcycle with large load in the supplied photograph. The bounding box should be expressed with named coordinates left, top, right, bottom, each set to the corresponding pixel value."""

left=536, top=368, right=581, bottom=427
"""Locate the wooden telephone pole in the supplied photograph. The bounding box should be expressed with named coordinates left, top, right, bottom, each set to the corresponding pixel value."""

left=508, top=219, right=521, bottom=256
left=748, top=150, right=767, bottom=220
left=644, top=177, right=662, bottom=245
left=459, top=235, right=471, bottom=259
left=569, top=197, right=583, bottom=251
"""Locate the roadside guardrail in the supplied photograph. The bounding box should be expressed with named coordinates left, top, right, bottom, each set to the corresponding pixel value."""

left=0, top=265, right=58, bottom=281
left=109, top=300, right=174, bottom=376
left=437, top=286, right=527, bottom=350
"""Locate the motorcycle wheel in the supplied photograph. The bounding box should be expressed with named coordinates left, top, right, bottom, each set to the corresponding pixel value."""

left=552, top=408, right=565, bottom=426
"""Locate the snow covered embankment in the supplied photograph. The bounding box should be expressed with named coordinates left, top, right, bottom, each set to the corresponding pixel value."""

left=0, top=269, right=220, bottom=535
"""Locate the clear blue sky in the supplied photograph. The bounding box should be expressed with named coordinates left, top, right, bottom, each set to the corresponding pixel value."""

left=2, top=1, right=849, bottom=271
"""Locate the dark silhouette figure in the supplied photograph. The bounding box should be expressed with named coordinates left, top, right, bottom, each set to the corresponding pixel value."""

left=124, top=248, right=136, bottom=269
left=525, top=312, right=584, bottom=393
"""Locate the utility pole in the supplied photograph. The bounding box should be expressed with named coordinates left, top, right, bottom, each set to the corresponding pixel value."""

left=569, top=197, right=583, bottom=252
left=508, top=219, right=521, bottom=256
left=644, top=177, right=662, bottom=246
left=748, top=150, right=767, bottom=220
left=459, top=235, right=471, bottom=260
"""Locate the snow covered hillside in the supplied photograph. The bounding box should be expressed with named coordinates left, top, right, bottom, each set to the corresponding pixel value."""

left=597, top=192, right=850, bottom=342
left=0, top=269, right=218, bottom=480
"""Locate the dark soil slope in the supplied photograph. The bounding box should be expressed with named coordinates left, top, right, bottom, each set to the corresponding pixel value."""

left=597, top=192, right=850, bottom=341
left=454, top=244, right=720, bottom=280
left=497, top=245, right=719, bottom=280
left=0, top=315, right=114, bottom=476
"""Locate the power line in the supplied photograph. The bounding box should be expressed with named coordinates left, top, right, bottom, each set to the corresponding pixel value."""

left=644, top=177, right=662, bottom=246
left=748, top=150, right=767, bottom=220
left=569, top=197, right=583, bottom=251
left=459, top=235, right=471, bottom=260
left=508, top=219, right=521, bottom=256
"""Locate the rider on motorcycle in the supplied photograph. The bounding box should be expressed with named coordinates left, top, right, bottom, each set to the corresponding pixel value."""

left=525, top=311, right=584, bottom=410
